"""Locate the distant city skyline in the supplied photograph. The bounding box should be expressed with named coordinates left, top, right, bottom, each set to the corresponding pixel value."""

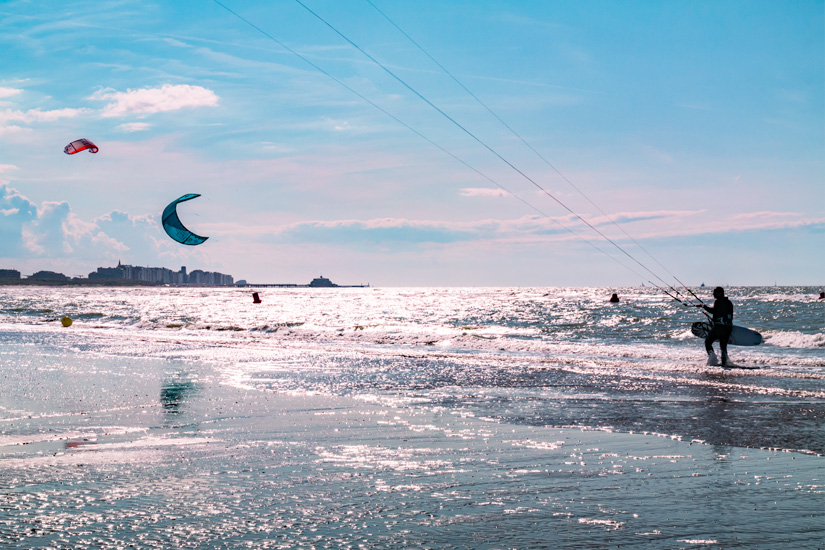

left=0, top=262, right=371, bottom=288
left=1, top=261, right=234, bottom=285
left=1, top=1, right=822, bottom=286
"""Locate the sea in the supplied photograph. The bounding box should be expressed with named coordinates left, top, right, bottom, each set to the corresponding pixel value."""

left=1, top=285, right=823, bottom=549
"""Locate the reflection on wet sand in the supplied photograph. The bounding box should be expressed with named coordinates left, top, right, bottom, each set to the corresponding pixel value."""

left=160, top=377, right=198, bottom=416
left=65, top=439, right=97, bottom=449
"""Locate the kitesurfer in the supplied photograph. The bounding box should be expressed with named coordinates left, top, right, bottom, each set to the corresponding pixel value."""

left=696, top=286, right=733, bottom=367
left=609, top=293, right=620, bottom=303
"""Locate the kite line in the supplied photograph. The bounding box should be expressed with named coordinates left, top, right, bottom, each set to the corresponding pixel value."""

left=362, top=0, right=704, bottom=304
left=212, top=0, right=702, bottom=303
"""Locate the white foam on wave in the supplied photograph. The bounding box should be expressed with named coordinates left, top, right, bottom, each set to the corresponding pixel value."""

left=578, top=518, right=624, bottom=530
left=672, top=327, right=697, bottom=340
left=764, top=331, right=825, bottom=348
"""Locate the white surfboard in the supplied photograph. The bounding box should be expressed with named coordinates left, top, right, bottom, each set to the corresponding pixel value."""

left=690, top=321, right=763, bottom=346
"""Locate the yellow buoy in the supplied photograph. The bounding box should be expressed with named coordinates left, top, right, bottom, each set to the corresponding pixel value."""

left=61, top=316, right=73, bottom=327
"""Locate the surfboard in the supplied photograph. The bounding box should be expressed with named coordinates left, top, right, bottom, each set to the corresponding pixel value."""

left=690, top=321, right=764, bottom=346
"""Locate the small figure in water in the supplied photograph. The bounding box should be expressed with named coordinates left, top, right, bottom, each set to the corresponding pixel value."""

left=696, top=286, right=733, bottom=367
left=819, top=291, right=824, bottom=300
left=609, top=293, right=620, bottom=303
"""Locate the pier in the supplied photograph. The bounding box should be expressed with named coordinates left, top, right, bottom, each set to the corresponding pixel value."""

left=237, top=276, right=369, bottom=288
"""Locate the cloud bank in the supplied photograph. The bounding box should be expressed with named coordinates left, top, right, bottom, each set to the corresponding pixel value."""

left=0, top=184, right=164, bottom=269
left=2, top=179, right=822, bottom=280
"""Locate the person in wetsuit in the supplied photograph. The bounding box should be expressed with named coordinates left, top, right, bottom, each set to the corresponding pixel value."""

left=696, top=286, right=733, bottom=366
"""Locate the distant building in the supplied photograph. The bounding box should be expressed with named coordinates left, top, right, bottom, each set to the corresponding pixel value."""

left=309, top=276, right=337, bottom=287
left=88, top=261, right=233, bottom=285
left=30, top=270, right=69, bottom=281
left=188, top=269, right=233, bottom=286
left=89, top=265, right=125, bottom=279
left=0, top=269, right=20, bottom=279
left=122, top=264, right=187, bottom=285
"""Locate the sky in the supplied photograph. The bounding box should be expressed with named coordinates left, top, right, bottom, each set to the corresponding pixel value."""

left=1, top=0, right=822, bottom=287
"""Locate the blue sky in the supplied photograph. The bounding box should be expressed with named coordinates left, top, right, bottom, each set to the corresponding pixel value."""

left=1, top=0, right=822, bottom=286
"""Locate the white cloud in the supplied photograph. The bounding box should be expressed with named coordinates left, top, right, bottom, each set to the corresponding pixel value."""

left=0, top=87, right=23, bottom=107
left=0, top=184, right=38, bottom=256
left=117, top=122, right=152, bottom=132
left=28, top=201, right=72, bottom=255
left=260, top=142, right=294, bottom=154
left=460, top=187, right=508, bottom=198
left=232, top=214, right=580, bottom=248
left=0, top=88, right=22, bottom=99
left=724, top=211, right=824, bottom=232
left=90, top=84, right=220, bottom=118
left=0, top=125, right=31, bottom=136
left=0, top=104, right=86, bottom=135
left=0, top=108, right=87, bottom=124
left=590, top=209, right=702, bottom=226
left=603, top=211, right=825, bottom=241
left=0, top=106, right=86, bottom=136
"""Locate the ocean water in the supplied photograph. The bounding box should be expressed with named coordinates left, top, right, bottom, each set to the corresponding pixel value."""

left=1, top=285, right=823, bottom=548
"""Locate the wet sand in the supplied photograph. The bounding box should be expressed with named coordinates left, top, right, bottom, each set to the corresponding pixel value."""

left=1, top=332, right=823, bottom=549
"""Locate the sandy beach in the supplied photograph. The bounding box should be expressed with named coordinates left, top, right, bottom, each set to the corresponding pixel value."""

left=1, top=326, right=822, bottom=549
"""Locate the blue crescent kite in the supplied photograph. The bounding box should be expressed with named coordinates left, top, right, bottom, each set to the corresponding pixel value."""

left=161, top=194, right=209, bottom=246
